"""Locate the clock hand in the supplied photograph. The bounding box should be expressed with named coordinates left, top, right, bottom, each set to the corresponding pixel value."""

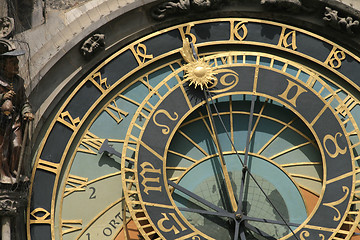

left=242, top=215, right=300, bottom=227
left=237, top=95, right=256, bottom=214
left=203, top=88, right=239, bottom=213
left=230, top=95, right=256, bottom=240
left=243, top=222, right=277, bottom=240
left=186, top=42, right=299, bottom=239
left=207, top=97, right=301, bottom=240
left=186, top=42, right=238, bottom=212
left=98, top=139, right=122, bottom=158
left=168, top=180, right=234, bottom=219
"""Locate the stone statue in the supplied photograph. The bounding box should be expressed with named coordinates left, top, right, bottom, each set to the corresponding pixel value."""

left=0, top=48, right=33, bottom=184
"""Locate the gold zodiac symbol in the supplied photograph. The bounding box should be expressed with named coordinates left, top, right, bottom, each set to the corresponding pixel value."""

left=157, top=213, right=187, bottom=235
left=153, top=109, right=178, bottom=135
left=323, top=132, right=347, bottom=158
left=278, top=79, right=307, bottom=107
left=323, top=186, right=349, bottom=221
left=300, top=231, right=325, bottom=240
left=139, top=162, right=162, bottom=194
left=209, top=69, right=239, bottom=93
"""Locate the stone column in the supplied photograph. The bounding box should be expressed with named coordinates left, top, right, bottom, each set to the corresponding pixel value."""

left=0, top=183, right=29, bottom=240
left=1, top=216, right=11, bottom=240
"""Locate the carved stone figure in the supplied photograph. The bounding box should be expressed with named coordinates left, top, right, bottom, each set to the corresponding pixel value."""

left=0, top=17, right=14, bottom=39
left=80, top=33, right=105, bottom=58
left=151, top=0, right=222, bottom=21
left=323, top=7, right=359, bottom=35
left=0, top=47, right=33, bottom=184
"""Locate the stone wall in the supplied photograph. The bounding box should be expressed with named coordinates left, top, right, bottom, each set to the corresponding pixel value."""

left=47, top=0, right=91, bottom=10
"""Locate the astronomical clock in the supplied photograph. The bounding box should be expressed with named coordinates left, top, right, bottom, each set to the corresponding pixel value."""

left=27, top=18, right=360, bottom=240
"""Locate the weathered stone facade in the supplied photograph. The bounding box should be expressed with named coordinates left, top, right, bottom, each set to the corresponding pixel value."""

left=47, top=0, right=91, bottom=10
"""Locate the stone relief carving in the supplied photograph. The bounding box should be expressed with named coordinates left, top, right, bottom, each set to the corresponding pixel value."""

left=260, top=0, right=302, bottom=11
left=260, top=0, right=315, bottom=13
left=47, top=0, right=89, bottom=10
left=0, top=17, right=16, bottom=56
left=0, top=189, right=28, bottom=216
left=323, top=7, right=359, bottom=35
left=80, top=33, right=105, bottom=58
left=151, top=0, right=222, bottom=21
left=151, top=0, right=311, bottom=21
left=0, top=17, right=14, bottom=39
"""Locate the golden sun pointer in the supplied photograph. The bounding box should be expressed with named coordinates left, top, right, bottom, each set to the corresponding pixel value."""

left=184, top=60, right=216, bottom=90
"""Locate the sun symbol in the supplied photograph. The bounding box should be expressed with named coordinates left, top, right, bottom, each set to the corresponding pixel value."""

left=184, top=59, right=216, bottom=90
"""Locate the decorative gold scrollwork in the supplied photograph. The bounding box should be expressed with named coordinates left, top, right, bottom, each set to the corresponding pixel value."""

left=208, top=69, right=239, bottom=93
left=323, top=186, right=349, bottom=221
left=153, top=109, right=178, bottom=135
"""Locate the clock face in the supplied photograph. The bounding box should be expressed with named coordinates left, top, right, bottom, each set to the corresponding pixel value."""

left=165, top=93, right=320, bottom=240
left=27, top=18, right=360, bottom=240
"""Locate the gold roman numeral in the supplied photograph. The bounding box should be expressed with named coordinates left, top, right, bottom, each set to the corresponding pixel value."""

left=104, top=100, right=129, bottom=124
left=37, top=159, right=60, bottom=175
left=336, top=95, right=359, bottom=118
left=64, top=175, right=89, bottom=197
left=78, top=131, right=104, bottom=155
left=61, top=219, right=82, bottom=235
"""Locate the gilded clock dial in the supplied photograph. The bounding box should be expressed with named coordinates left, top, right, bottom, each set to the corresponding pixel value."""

left=27, top=18, right=360, bottom=240
left=167, top=95, right=322, bottom=240
left=122, top=51, right=360, bottom=240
